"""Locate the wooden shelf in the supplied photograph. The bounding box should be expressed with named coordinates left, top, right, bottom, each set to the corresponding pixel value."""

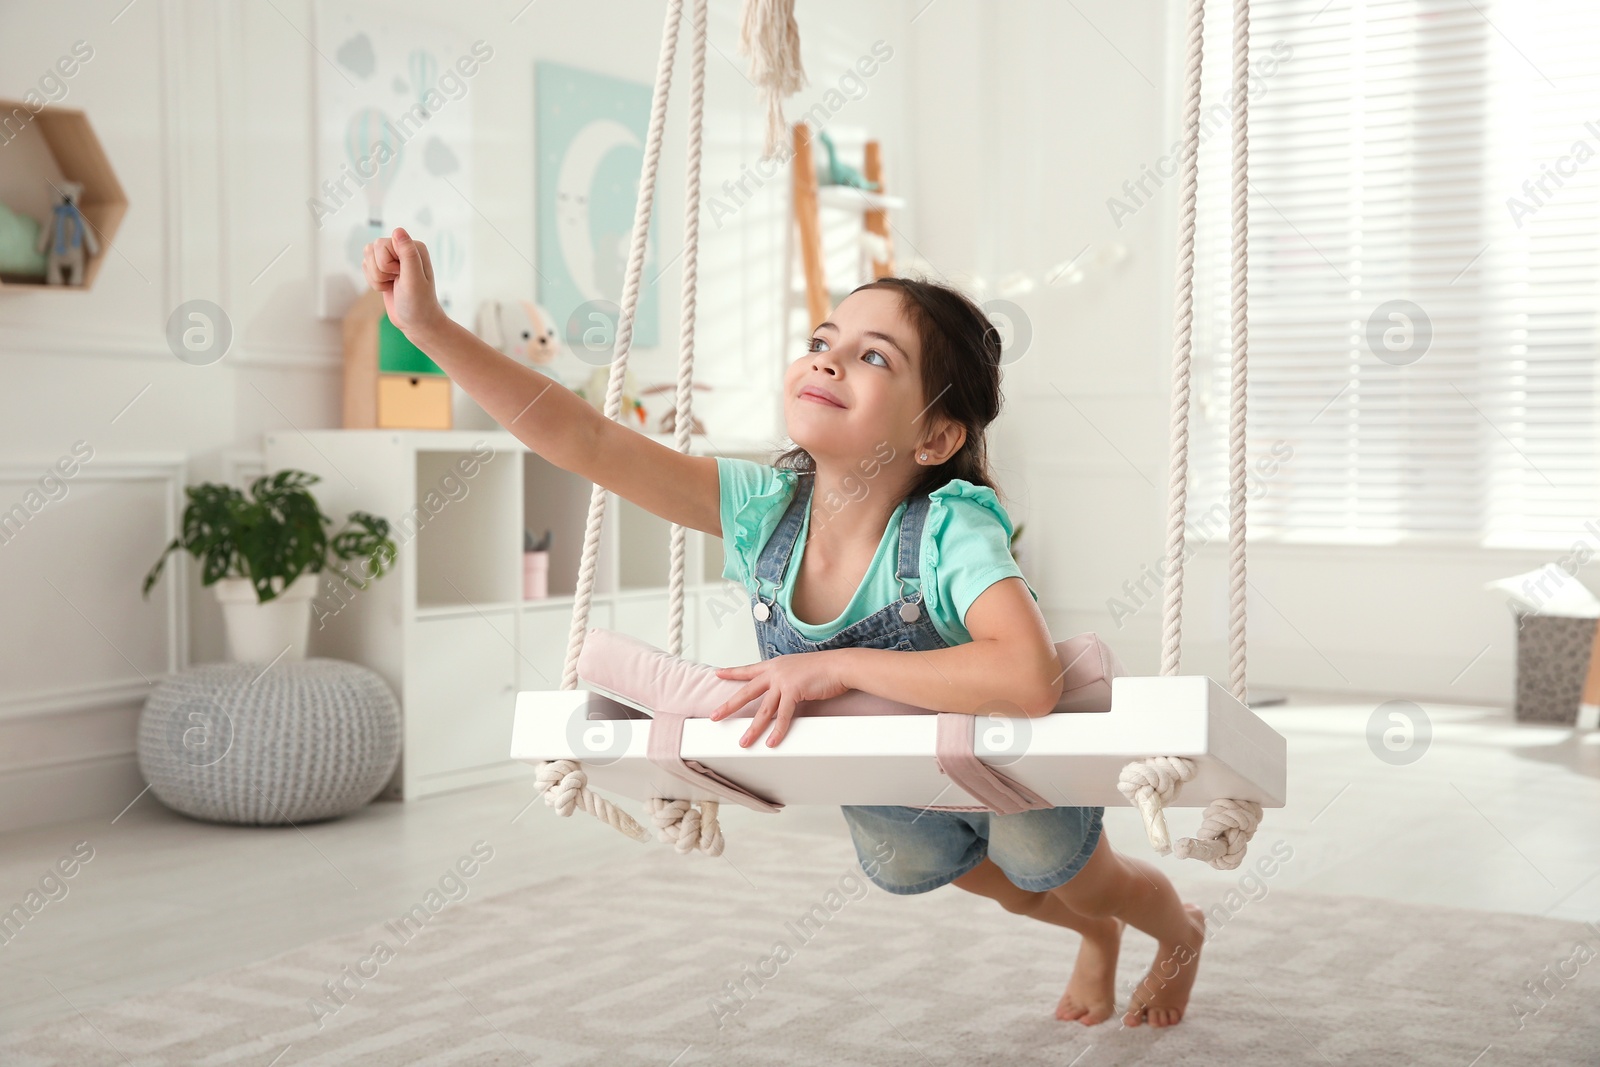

left=815, top=185, right=905, bottom=212
left=0, top=99, right=127, bottom=291
left=415, top=600, right=522, bottom=620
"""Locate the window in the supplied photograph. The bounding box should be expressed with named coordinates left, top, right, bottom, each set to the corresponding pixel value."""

left=1190, top=0, right=1600, bottom=548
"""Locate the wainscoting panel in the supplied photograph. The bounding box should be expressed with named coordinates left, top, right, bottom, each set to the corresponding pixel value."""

left=0, top=455, right=187, bottom=722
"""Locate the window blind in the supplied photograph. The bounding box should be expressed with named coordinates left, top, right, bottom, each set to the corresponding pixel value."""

left=1189, top=0, right=1600, bottom=548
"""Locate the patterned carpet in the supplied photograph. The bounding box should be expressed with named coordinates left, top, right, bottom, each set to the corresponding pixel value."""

left=4, top=823, right=1596, bottom=1066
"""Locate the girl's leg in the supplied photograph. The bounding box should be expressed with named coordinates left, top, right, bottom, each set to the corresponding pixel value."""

left=950, top=858, right=1124, bottom=1025
left=1046, top=829, right=1205, bottom=1029
left=951, top=856, right=1100, bottom=931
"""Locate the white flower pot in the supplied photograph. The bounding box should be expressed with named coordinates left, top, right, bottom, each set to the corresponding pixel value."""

left=212, top=572, right=320, bottom=664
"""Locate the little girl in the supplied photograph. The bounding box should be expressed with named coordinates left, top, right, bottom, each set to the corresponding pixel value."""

left=364, top=227, right=1206, bottom=1029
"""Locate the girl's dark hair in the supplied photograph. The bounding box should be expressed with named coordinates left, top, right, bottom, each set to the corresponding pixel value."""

left=774, top=276, right=1006, bottom=503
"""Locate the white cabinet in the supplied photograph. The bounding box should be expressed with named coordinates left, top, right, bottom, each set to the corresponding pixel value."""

left=263, top=429, right=767, bottom=799
left=518, top=598, right=608, bottom=692
left=405, top=612, right=518, bottom=785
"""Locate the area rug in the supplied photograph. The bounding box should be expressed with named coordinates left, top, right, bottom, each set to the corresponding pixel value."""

left=4, top=824, right=1596, bottom=1066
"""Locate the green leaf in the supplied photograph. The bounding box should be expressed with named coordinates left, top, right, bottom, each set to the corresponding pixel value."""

left=143, top=467, right=395, bottom=606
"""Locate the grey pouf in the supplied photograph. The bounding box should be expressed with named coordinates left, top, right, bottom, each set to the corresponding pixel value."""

left=137, top=658, right=401, bottom=825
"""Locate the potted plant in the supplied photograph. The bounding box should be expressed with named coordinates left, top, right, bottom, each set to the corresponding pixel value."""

left=143, top=470, right=397, bottom=663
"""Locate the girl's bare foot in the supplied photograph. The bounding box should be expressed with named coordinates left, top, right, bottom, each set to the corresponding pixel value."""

left=1123, top=903, right=1205, bottom=1028
left=1055, top=915, right=1124, bottom=1025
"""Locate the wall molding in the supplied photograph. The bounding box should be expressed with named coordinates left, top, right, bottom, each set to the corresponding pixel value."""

left=0, top=453, right=188, bottom=722
left=0, top=326, right=341, bottom=369
left=0, top=751, right=144, bottom=837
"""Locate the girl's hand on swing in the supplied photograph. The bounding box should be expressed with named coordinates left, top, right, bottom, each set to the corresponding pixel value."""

left=709, top=651, right=853, bottom=748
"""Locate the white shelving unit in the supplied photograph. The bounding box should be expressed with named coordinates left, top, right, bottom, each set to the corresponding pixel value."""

left=263, top=428, right=770, bottom=800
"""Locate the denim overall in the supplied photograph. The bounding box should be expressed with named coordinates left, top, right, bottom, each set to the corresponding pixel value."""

left=748, top=471, right=1104, bottom=895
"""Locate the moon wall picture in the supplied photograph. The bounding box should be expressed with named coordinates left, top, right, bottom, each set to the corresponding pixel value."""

left=535, top=61, right=659, bottom=348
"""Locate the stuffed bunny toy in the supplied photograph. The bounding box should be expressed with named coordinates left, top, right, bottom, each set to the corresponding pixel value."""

left=36, top=180, right=98, bottom=286
left=475, top=299, right=560, bottom=368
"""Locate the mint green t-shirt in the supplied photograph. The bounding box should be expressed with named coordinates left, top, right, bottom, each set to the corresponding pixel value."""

left=716, top=457, right=1037, bottom=647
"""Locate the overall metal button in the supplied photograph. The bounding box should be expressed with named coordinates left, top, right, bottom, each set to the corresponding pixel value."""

left=753, top=602, right=771, bottom=622
left=898, top=601, right=920, bottom=623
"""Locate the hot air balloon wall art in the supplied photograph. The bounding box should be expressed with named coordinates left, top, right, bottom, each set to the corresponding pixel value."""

left=535, top=61, right=660, bottom=352
left=313, top=0, right=477, bottom=323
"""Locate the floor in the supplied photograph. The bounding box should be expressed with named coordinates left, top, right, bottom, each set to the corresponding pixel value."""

left=2, top=693, right=1597, bottom=1036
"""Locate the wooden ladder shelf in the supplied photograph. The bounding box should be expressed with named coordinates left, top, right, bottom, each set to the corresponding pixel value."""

left=790, top=124, right=900, bottom=330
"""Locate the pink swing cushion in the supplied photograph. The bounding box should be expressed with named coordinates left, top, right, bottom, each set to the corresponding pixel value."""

left=574, top=629, right=1125, bottom=814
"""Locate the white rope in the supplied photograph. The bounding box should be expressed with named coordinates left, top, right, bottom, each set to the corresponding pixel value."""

left=1136, top=0, right=1263, bottom=870
left=1116, top=756, right=1196, bottom=855
left=1226, top=0, right=1250, bottom=704
left=534, top=760, right=647, bottom=840
left=738, top=0, right=806, bottom=158
left=1116, top=759, right=1263, bottom=871
left=532, top=0, right=686, bottom=845
left=531, top=0, right=724, bottom=853
left=1159, top=0, right=1206, bottom=680
left=646, top=797, right=726, bottom=856
left=1173, top=798, right=1263, bottom=870
left=655, top=0, right=724, bottom=855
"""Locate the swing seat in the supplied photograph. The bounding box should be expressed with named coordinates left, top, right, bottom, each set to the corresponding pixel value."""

left=510, top=628, right=1287, bottom=814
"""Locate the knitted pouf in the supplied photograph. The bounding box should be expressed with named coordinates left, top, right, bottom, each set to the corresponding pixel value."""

left=136, top=658, right=401, bottom=825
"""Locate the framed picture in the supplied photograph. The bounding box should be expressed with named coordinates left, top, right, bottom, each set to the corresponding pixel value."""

left=312, top=0, right=479, bottom=323
left=535, top=61, right=659, bottom=349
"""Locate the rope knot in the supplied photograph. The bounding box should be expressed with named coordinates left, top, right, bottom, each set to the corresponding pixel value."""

left=646, top=797, right=725, bottom=856
left=534, top=759, right=649, bottom=841
left=1173, top=798, right=1263, bottom=870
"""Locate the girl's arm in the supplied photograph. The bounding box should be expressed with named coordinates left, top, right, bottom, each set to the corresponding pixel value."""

left=711, top=577, right=1064, bottom=748
left=836, top=577, right=1065, bottom=717
left=364, top=227, right=721, bottom=537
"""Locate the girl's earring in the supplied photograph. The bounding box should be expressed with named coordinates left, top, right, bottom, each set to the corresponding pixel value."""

left=919, top=452, right=928, bottom=462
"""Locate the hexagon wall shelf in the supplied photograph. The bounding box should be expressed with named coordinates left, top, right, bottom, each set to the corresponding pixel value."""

left=0, top=99, right=127, bottom=291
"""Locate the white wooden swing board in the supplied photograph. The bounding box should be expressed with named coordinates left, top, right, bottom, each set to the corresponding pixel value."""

left=510, top=675, right=1287, bottom=811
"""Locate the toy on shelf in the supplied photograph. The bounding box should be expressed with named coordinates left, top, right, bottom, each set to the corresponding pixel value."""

left=0, top=200, right=47, bottom=282
left=814, top=129, right=879, bottom=191
left=341, top=289, right=452, bottom=430
left=476, top=298, right=560, bottom=368
left=639, top=381, right=712, bottom=436
left=37, top=180, right=98, bottom=286
left=523, top=527, right=552, bottom=600
left=575, top=365, right=647, bottom=428
left=0, top=99, right=128, bottom=293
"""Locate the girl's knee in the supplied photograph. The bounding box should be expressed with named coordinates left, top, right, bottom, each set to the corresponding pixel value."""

left=1000, top=890, right=1050, bottom=916
left=951, top=859, right=1044, bottom=914
left=1055, top=841, right=1146, bottom=917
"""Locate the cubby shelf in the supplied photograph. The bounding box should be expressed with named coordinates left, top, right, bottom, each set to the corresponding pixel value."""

left=264, top=427, right=770, bottom=799
left=0, top=99, right=127, bottom=291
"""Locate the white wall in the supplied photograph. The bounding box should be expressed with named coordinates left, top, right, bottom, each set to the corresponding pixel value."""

left=908, top=0, right=1552, bottom=707
left=0, top=0, right=915, bottom=833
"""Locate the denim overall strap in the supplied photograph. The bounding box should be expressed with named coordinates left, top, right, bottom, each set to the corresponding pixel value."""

left=750, top=472, right=813, bottom=621
left=750, top=473, right=937, bottom=653
left=892, top=483, right=931, bottom=621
